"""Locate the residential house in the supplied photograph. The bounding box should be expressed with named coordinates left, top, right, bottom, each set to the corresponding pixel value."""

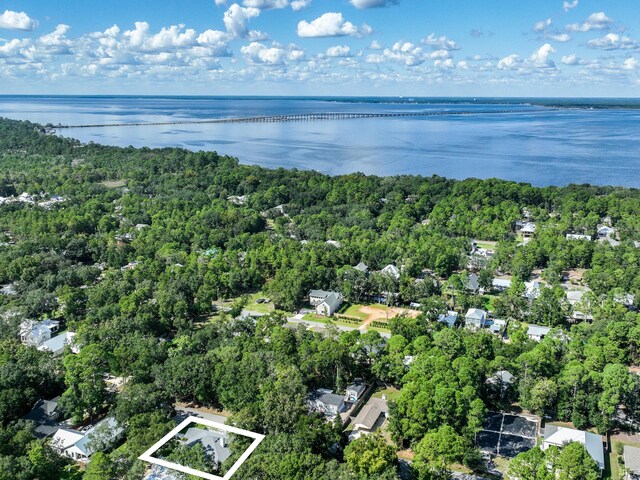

left=492, top=278, right=512, bottom=292
left=180, top=427, right=231, bottom=466
left=623, top=445, right=640, bottom=480
left=350, top=398, right=389, bottom=440
left=310, top=290, right=343, bottom=316
left=325, top=240, right=342, bottom=248
left=597, top=226, right=616, bottom=238
left=37, top=331, right=78, bottom=356
left=381, top=264, right=401, bottom=280
left=527, top=324, right=552, bottom=342
left=465, top=308, right=487, bottom=329
left=488, top=318, right=506, bottom=335
left=524, top=281, right=542, bottom=300
left=520, top=222, right=537, bottom=238
left=542, top=426, right=604, bottom=471
left=22, top=397, right=61, bottom=439
left=486, top=370, right=516, bottom=397
left=308, top=388, right=346, bottom=417
left=51, top=417, right=123, bottom=463
left=19, top=319, right=60, bottom=347
left=438, top=311, right=458, bottom=328
left=566, top=289, right=586, bottom=306
left=0, top=283, right=16, bottom=295
left=465, top=273, right=480, bottom=293
left=345, top=379, right=367, bottom=403
left=354, top=262, right=369, bottom=274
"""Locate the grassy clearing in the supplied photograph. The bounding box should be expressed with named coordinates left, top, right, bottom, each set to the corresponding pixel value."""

left=342, top=304, right=369, bottom=321
left=100, top=179, right=127, bottom=188
left=483, top=295, right=498, bottom=312
left=372, top=386, right=401, bottom=402
left=493, top=457, right=511, bottom=475
left=244, top=292, right=275, bottom=314
left=302, top=314, right=362, bottom=329
left=475, top=240, right=498, bottom=249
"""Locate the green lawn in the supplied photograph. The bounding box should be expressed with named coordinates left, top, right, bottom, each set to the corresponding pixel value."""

left=372, top=386, right=401, bottom=402
left=341, top=304, right=369, bottom=321
left=302, top=314, right=362, bottom=329
left=100, top=179, right=127, bottom=188
left=244, top=292, right=275, bottom=314
left=483, top=295, right=498, bottom=312
left=475, top=240, right=498, bottom=249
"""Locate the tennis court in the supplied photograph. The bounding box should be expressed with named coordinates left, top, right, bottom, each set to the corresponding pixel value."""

left=477, top=412, right=538, bottom=458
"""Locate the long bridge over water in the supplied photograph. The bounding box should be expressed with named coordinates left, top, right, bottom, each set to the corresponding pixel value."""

left=55, top=108, right=549, bottom=129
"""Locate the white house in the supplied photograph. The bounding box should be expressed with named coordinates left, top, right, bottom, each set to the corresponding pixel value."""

left=527, top=324, right=552, bottom=342
left=381, top=264, right=401, bottom=280
left=623, top=445, right=640, bottom=480
left=19, top=320, right=60, bottom=347
left=492, top=278, right=512, bottom=292
left=51, top=417, right=123, bottom=463
left=465, top=308, right=487, bottom=329
left=520, top=222, right=537, bottom=238
left=37, top=331, right=79, bottom=356
left=345, top=380, right=367, bottom=403
left=597, top=226, right=616, bottom=238
left=542, top=426, right=604, bottom=471
left=308, top=388, right=346, bottom=417
left=524, top=281, right=542, bottom=300
left=309, top=290, right=343, bottom=316
left=354, top=262, right=369, bottom=274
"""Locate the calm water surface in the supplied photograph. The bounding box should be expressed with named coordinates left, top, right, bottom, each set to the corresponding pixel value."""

left=1, top=96, right=639, bottom=187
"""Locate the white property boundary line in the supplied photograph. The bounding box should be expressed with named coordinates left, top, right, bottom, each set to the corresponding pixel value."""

left=139, top=416, right=265, bottom=480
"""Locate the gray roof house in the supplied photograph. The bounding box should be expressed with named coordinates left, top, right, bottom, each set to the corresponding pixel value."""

left=527, top=324, right=551, bottom=342
left=315, top=292, right=343, bottom=317
left=37, top=331, right=78, bottom=356
left=624, top=445, right=640, bottom=479
left=351, top=398, right=388, bottom=434
left=542, top=426, right=604, bottom=471
left=22, top=396, right=61, bottom=438
left=465, top=273, right=479, bottom=293
left=308, top=388, right=346, bottom=417
left=309, top=290, right=333, bottom=306
left=381, top=264, right=401, bottom=280
left=180, top=427, right=231, bottom=466
left=354, top=262, right=369, bottom=274
left=465, top=308, right=487, bottom=329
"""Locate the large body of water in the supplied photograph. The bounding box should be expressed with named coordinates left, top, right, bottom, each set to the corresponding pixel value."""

left=1, top=95, right=640, bottom=187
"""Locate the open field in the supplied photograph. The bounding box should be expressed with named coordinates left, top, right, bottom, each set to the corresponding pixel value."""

left=372, top=386, right=401, bottom=402
left=100, top=179, right=127, bottom=188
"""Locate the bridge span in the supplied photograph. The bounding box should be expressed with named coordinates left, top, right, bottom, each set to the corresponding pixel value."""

left=56, top=108, right=548, bottom=129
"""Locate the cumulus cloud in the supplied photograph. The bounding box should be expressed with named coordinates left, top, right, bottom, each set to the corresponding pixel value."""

left=423, top=33, right=460, bottom=51
left=563, top=0, right=579, bottom=12
left=224, top=4, right=260, bottom=38
left=326, top=45, right=351, bottom=57
left=566, top=12, right=612, bottom=32
left=587, top=33, right=637, bottom=50
left=368, top=40, right=382, bottom=50
left=350, top=0, right=398, bottom=8
left=534, top=18, right=552, bottom=33
left=561, top=54, right=580, bottom=65
left=547, top=33, right=571, bottom=42
left=240, top=41, right=285, bottom=64
left=243, top=0, right=289, bottom=8
left=497, top=44, right=557, bottom=72
left=497, top=54, right=520, bottom=70
left=365, top=40, right=450, bottom=67
left=0, top=10, right=38, bottom=31
left=297, top=12, right=371, bottom=38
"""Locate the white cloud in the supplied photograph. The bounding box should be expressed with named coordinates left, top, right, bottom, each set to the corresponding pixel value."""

left=326, top=45, right=351, bottom=57
left=241, top=42, right=285, bottom=65
left=297, top=12, right=370, bottom=38
left=563, top=0, right=579, bottom=12
left=434, top=58, right=455, bottom=69
left=587, top=33, right=637, bottom=50
left=547, top=33, right=571, bottom=42
left=561, top=54, right=579, bottom=65
left=497, top=54, right=520, bottom=70
left=530, top=43, right=556, bottom=66
left=623, top=57, right=638, bottom=70
left=291, top=0, right=312, bottom=10
left=368, top=40, right=382, bottom=50
left=0, top=38, right=30, bottom=58
left=566, top=12, right=612, bottom=32
left=350, top=0, right=398, bottom=8
left=243, top=0, right=289, bottom=8
left=423, top=33, right=460, bottom=51
left=0, top=10, right=38, bottom=31
left=224, top=4, right=261, bottom=38
left=534, top=18, right=552, bottom=33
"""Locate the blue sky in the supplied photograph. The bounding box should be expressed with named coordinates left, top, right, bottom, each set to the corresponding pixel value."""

left=0, top=0, right=638, bottom=96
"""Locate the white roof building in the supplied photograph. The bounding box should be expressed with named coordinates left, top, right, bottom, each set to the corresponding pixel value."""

left=381, top=264, right=401, bottom=280
left=438, top=311, right=458, bottom=328
left=37, top=331, right=79, bottom=356
left=527, top=324, right=552, bottom=342
left=542, top=426, right=604, bottom=471
left=51, top=417, right=123, bottom=463
left=566, top=234, right=592, bottom=241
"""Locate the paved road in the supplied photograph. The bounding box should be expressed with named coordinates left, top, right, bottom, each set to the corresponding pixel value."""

left=174, top=406, right=228, bottom=425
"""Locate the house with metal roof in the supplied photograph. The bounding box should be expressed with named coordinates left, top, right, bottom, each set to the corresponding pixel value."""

left=51, top=417, right=123, bottom=463
left=19, top=319, right=60, bottom=347
left=351, top=398, right=388, bottom=435
left=465, top=308, right=487, bottom=329
left=37, top=331, right=79, bottom=356
left=542, top=426, right=604, bottom=471
left=354, top=262, right=369, bottom=274
left=180, top=427, right=231, bottom=466
left=308, top=388, right=346, bottom=417
left=527, top=324, right=552, bottom=342
left=624, top=445, right=640, bottom=479
left=314, top=291, right=344, bottom=316
left=381, top=264, right=400, bottom=280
